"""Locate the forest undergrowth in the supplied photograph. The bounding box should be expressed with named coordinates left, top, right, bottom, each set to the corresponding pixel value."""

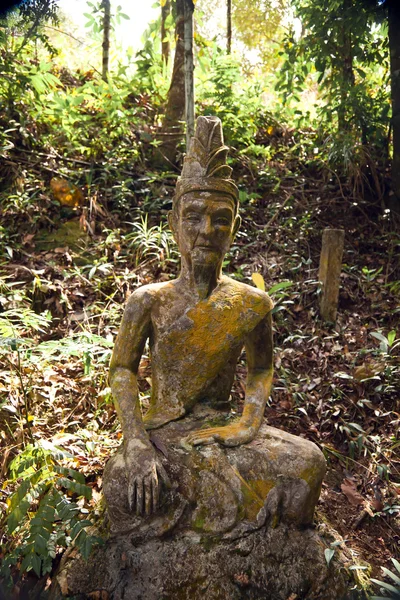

left=0, top=81, right=399, bottom=599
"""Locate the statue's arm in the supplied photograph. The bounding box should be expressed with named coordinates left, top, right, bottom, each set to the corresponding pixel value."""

left=187, top=310, right=273, bottom=447
left=109, top=290, right=151, bottom=445
left=240, top=310, right=274, bottom=435
left=110, top=289, right=168, bottom=515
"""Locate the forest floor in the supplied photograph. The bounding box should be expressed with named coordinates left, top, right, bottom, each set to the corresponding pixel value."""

left=0, top=139, right=399, bottom=598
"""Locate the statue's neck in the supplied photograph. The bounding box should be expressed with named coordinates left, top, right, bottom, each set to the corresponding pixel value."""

left=179, top=260, right=222, bottom=301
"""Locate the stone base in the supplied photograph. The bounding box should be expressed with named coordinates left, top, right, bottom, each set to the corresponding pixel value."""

left=50, top=523, right=356, bottom=600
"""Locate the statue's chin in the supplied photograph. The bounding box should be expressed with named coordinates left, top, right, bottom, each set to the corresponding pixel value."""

left=191, top=249, right=221, bottom=267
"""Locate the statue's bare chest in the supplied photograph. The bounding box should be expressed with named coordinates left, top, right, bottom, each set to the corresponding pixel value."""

left=150, top=289, right=264, bottom=369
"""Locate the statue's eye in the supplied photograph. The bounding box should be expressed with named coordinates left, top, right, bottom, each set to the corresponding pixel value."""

left=215, top=218, right=229, bottom=226
left=185, top=213, right=201, bottom=223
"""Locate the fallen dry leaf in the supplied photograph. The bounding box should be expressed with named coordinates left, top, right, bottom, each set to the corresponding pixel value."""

left=341, top=477, right=365, bottom=506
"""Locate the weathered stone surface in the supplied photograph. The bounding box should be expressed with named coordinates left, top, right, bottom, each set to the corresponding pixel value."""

left=52, top=523, right=352, bottom=600
left=318, top=228, right=345, bottom=322
left=103, top=405, right=325, bottom=536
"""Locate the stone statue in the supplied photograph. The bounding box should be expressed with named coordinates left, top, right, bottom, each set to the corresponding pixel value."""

left=52, top=117, right=351, bottom=600
left=103, top=115, right=326, bottom=536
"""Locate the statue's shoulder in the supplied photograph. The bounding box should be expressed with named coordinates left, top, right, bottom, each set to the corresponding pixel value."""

left=221, top=276, right=273, bottom=315
left=126, top=281, right=176, bottom=311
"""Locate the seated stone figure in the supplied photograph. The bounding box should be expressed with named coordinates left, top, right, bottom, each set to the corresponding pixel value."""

left=103, top=116, right=326, bottom=537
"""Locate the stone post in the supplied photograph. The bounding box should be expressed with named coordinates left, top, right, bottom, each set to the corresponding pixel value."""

left=318, top=229, right=345, bottom=322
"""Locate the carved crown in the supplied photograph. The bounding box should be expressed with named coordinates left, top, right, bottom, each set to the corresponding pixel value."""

left=174, top=116, right=239, bottom=207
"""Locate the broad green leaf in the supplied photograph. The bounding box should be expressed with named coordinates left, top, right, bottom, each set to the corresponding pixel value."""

left=370, top=579, right=400, bottom=594
left=34, top=533, right=49, bottom=554
left=268, top=281, right=292, bottom=295
left=348, top=423, right=365, bottom=433
left=381, top=566, right=400, bottom=586
left=31, top=553, right=42, bottom=577
left=370, top=332, right=388, bottom=345
left=53, top=465, right=85, bottom=484
left=391, top=558, right=400, bottom=574
left=7, top=500, right=30, bottom=533
left=387, top=330, right=396, bottom=346
left=71, top=519, right=92, bottom=541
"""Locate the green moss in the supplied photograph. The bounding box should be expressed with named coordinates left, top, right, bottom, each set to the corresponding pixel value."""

left=192, top=507, right=207, bottom=531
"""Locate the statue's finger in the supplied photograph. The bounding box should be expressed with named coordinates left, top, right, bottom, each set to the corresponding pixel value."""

left=144, top=476, right=152, bottom=516
left=187, top=429, right=211, bottom=441
left=151, top=477, right=158, bottom=513
left=156, top=462, right=171, bottom=489
left=128, top=479, right=136, bottom=512
left=191, top=434, right=215, bottom=446
left=136, top=478, right=144, bottom=516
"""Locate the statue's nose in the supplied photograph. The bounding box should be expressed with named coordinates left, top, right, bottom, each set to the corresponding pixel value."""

left=199, top=215, right=213, bottom=236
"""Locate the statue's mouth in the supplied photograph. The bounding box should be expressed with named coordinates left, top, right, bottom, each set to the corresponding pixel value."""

left=195, top=245, right=216, bottom=250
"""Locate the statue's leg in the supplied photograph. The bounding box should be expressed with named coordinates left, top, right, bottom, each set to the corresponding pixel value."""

left=103, top=442, right=191, bottom=536
left=103, top=447, right=132, bottom=532
left=227, top=423, right=326, bottom=527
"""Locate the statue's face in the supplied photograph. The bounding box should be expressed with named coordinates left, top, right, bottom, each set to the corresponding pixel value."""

left=170, top=191, right=240, bottom=268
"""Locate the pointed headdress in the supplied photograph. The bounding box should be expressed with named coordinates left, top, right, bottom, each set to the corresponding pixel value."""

left=174, top=116, right=239, bottom=210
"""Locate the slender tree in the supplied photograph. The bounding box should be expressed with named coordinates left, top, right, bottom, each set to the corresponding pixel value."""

left=184, top=0, right=195, bottom=148
left=227, top=0, right=232, bottom=54
left=159, top=0, right=185, bottom=164
left=337, top=0, right=356, bottom=132
left=387, top=0, right=400, bottom=202
left=101, top=0, right=111, bottom=81
left=161, top=0, right=171, bottom=65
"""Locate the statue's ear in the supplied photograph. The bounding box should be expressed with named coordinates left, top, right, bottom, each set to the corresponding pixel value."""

left=232, top=214, right=241, bottom=239
left=168, top=210, right=179, bottom=244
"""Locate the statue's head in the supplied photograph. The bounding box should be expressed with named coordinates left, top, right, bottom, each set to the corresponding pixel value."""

left=169, top=116, right=241, bottom=268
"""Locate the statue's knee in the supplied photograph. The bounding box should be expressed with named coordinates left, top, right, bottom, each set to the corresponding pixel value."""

left=309, top=442, right=327, bottom=484
left=103, top=450, right=128, bottom=511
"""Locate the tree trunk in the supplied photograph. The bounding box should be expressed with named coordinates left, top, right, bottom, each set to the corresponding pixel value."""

left=161, top=0, right=171, bottom=66
left=159, top=0, right=185, bottom=165
left=227, top=0, right=232, bottom=54
left=184, top=0, right=195, bottom=150
left=337, top=0, right=355, bottom=132
left=101, top=0, right=111, bottom=82
left=388, top=0, right=400, bottom=201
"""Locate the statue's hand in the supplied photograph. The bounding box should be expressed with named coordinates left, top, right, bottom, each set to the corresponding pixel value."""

left=124, top=438, right=169, bottom=516
left=186, top=422, right=257, bottom=448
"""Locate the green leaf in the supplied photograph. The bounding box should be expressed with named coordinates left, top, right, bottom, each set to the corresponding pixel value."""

left=55, top=495, right=80, bottom=521
left=348, top=423, right=365, bottom=433
left=53, top=465, right=85, bottom=484
left=391, top=559, right=400, bottom=575
left=70, top=519, right=92, bottom=541
left=371, top=579, right=400, bottom=594
left=7, top=500, right=30, bottom=533
left=381, top=566, right=400, bottom=586
left=371, top=332, right=388, bottom=346
left=31, top=553, right=42, bottom=577
left=77, top=534, right=99, bottom=560
left=387, top=330, right=396, bottom=347
left=33, top=533, right=49, bottom=554
left=268, top=281, right=293, bottom=295
left=20, top=551, right=41, bottom=577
